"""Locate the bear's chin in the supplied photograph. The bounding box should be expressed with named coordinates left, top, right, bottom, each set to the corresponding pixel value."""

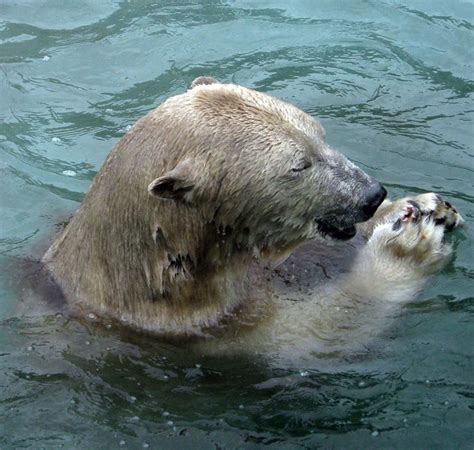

left=315, top=220, right=357, bottom=241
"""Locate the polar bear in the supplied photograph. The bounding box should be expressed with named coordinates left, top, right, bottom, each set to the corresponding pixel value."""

left=43, top=77, right=388, bottom=334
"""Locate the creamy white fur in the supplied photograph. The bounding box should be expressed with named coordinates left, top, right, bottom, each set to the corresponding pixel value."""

left=194, top=193, right=463, bottom=362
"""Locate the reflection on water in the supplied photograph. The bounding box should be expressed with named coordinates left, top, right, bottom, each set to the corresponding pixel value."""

left=0, top=0, right=473, bottom=448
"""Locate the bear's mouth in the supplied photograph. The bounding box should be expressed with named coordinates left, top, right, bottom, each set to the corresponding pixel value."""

left=315, top=220, right=357, bottom=240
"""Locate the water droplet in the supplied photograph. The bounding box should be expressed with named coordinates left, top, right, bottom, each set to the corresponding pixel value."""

left=195, top=364, right=201, bottom=369
left=106, top=324, right=112, bottom=329
left=119, top=440, right=126, bottom=446
left=142, top=444, right=149, bottom=449
left=163, top=375, right=169, bottom=380
left=51, top=137, right=61, bottom=143
left=130, top=416, right=139, bottom=421
left=26, top=345, right=33, bottom=352
left=42, top=55, right=50, bottom=61
left=62, top=170, right=76, bottom=177
left=371, top=430, right=379, bottom=437
left=162, top=411, right=170, bottom=417
left=167, top=420, right=174, bottom=426
left=358, top=381, right=366, bottom=387
left=105, top=108, right=113, bottom=114
left=125, top=125, right=132, bottom=131
left=106, top=347, right=111, bottom=351
left=239, top=404, right=244, bottom=409
left=425, top=379, right=431, bottom=384
left=85, top=341, right=90, bottom=345
left=87, top=313, right=96, bottom=320
left=300, top=371, right=309, bottom=377
left=130, top=396, right=137, bottom=403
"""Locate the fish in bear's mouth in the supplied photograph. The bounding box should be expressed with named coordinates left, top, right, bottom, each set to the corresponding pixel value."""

left=315, top=219, right=357, bottom=240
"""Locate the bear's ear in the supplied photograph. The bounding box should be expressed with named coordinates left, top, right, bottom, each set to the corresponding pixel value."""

left=148, top=159, right=195, bottom=200
left=189, top=76, right=219, bottom=89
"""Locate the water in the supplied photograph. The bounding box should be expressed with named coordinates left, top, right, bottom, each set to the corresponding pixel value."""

left=1, top=1, right=473, bottom=448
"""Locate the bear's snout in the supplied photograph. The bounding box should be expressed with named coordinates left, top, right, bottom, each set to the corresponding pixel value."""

left=360, top=183, right=387, bottom=222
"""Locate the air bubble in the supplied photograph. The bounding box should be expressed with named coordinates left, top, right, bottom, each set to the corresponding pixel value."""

left=51, top=137, right=61, bottom=143
left=42, top=55, right=50, bottom=61
left=62, top=170, right=76, bottom=177
left=371, top=430, right=379, bottom=437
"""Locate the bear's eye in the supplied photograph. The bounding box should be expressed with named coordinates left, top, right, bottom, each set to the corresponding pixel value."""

left=291, top=159, right=312, bottom=173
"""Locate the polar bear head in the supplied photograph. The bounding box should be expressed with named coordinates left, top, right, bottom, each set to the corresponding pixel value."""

left=147, top=79, right=386, bottom=261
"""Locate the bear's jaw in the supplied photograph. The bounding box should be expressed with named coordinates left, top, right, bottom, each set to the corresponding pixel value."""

left=314, top=219, right=357, bottom=241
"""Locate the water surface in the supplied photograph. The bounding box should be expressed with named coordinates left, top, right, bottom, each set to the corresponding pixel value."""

left=1, top=1, right=473, bottom=448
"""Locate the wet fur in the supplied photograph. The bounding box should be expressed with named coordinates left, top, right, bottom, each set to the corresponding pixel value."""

left=43, top=80, right=381, bottom=334
left=17, top=192, right=462, bottom=366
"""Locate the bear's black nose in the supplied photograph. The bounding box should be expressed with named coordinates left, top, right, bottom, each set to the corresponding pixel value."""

left=361, top=184, right=387, bottom=221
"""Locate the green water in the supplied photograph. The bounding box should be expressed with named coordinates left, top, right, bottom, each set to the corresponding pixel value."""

left=1, top=1, right=473, bottom=448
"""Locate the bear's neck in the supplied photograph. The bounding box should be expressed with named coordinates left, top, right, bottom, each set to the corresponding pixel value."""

left=43, top=190, right=259, bottom=333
